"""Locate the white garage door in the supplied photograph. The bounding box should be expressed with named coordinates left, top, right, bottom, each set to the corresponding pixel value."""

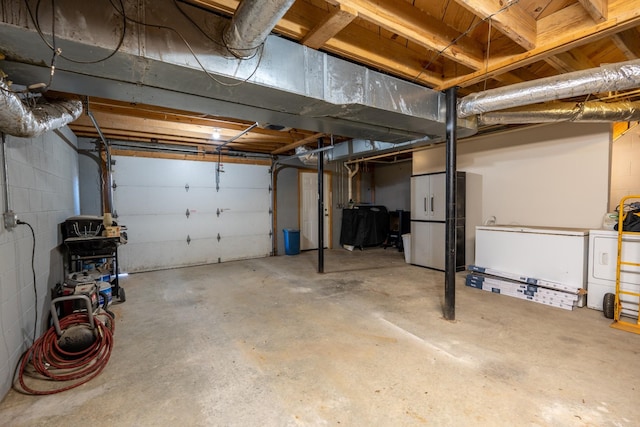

left=112, top=156, right=271, bottom=273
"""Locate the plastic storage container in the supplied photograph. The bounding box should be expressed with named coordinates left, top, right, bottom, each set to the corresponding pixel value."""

left=402, top=234, right=411, bottom=263
left=283, top=229, right=301, bottom=255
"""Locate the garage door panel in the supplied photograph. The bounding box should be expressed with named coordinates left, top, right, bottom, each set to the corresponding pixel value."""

left=217, top=213, right=271, bottom=236
left=122, top=214, right=223, bottom=242
left=217, top=163, right=270, bottom=188
left=114, top=157, right=217, bottom=187
left=215, top=189, right=271, bottom=212
left=119, top=238, right=222, bottom=272
left=219, top=234, right=271, bottom=261
left=113, top=156, right=271, bottom=272
left=115, top=187, right=221, bottom=215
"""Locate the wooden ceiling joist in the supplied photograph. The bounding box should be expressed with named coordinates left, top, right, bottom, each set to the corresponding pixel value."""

left=301, top=3, right=357, bottom=49
left=332, top=0, right=486, bottom=69
left=271, top=133, right=326, bottom=155
left=454, top=0, right=537, bottom=50
left=578, top=0, right=609, bottom=22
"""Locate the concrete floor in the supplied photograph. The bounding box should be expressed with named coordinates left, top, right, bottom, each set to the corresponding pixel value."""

left=0, top=248, right=639, bottom=426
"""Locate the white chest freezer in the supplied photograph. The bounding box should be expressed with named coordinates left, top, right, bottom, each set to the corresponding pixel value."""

left=475, top=225, right=590, bottom=290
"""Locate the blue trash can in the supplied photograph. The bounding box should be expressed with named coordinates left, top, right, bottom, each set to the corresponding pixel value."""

left=283, top=229, right=300, bottom=255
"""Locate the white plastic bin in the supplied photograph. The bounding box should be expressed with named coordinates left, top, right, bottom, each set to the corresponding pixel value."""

left=402, top=234, right=411, bottom=263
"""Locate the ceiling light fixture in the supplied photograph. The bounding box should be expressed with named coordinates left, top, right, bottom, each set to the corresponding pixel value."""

left=212, top=128, right=221, bottom=140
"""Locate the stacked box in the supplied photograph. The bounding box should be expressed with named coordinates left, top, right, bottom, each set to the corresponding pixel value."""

left=466, top=265, right=588, bottom=311
left=466, top=274, right=575, bottom=310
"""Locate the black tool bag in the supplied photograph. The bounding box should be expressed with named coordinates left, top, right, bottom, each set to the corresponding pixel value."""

left=614, top=208, right=640, bottom=232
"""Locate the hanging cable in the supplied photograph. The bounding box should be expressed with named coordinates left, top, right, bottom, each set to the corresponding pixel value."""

left=412, top=0, right=521, bottom=84
left=109, top=0, right=265, bottom=87
left=23, top=0, right=126, bottom=65
left=17, top=220, right=38, bottom=345
left=483, top=17, right=493, bottom=92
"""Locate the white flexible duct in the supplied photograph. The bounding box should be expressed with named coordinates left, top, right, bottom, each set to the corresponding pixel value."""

left=0, top=81, right=82, bottom=137
left=478, top=101, right=640, bottom=125
left=458, top=59, right=640, bottom=118
left=344, top=163, right=359, bottom=204
left=223, top=0, right=296, bottom=58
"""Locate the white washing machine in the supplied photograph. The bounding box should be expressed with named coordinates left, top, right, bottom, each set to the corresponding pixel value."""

left=587, top=229, right=640, bottom=313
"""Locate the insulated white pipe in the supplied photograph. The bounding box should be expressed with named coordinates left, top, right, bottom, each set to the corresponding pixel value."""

left=458, top=59, right=640, bottom=118
left=344, top=163, right=359, bottom=204
left=223, top=0, right=296, bottom=58
left=0, top=81, right=82, bottom=138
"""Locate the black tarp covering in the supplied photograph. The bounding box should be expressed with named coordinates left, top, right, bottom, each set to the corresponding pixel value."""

left=340, top=206, right=390, bottom=248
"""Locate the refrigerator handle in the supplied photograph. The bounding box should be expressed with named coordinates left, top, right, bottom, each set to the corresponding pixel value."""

left=423, top=197, right=426, bottom=212
left=430, top=195, right=434, bottom=213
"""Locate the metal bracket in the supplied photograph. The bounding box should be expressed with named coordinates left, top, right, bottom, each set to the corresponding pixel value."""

left=186, top=208, right=191, bottom=219
left=112, top=180, right=117, bottom=190
left=269, top=208, right=273, bottom=215
left=268, top=185, right=272, bottom=193
left=113, top=210, right=119, bottom=219
left=216, top=208, right=220, bottom=217
left=217, top=233, right=221, bottom=242
left=269, top=230, right=273, bottom=237
left=185, top=183, right=189, bottom=192
left=186, top=235, right=191, bottom=245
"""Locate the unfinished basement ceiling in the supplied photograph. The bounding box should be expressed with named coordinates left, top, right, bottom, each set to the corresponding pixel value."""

left=0, top=0, right=639, bottom=159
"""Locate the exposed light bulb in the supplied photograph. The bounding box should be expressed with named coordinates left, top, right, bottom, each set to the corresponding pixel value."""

left=212, top=128, right=221, bottom=140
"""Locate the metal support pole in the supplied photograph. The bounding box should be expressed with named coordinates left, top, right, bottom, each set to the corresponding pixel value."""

left=444, top=86, right=458, bottom=321
left=317, top=137, right=325, bottom=274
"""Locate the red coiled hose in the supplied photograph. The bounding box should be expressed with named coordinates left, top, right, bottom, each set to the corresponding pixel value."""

left=16, top=311, right=115, bottom=395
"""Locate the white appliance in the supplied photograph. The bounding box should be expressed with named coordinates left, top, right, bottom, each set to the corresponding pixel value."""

left=475, top=225, right=590, bottom=290
left=587, top=229, right=640, bottom=312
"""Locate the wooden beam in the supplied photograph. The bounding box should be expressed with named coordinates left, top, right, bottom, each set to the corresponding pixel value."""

left=579, top=0, right=608, bottom=22
left=302, top=4, right=357, bottom=49
left=438, top=0, right=640, bottom=89
left=543, top=50, right=597, bottom=73
left=454, top=0, right=536, bottom=50
left=333, top=0, right=486, bottom=69
left=612, top=28, right=640, bottom=59
left=271, top=133, right=325, bottom=155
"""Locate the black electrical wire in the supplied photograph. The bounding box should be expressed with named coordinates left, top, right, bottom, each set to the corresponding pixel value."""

left=17, top=220, right=38, bottom=345
left=23, top=0, right=126, bottom=65
left=108, top=0, right=265, bottom=87
left=412, top=0, right=522, bottom=84
left=173, top=0, right=261, bottom=60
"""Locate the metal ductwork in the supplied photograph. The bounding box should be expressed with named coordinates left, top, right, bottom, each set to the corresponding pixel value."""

left=478, top=101, right=640, bottom=125
left=0, top=81, right=82, bottom=138
left=458, top=59, right=640, bottom=118
left=0, top=0, right=476, bottom=144
left=223, top=0, right=296, bottom=58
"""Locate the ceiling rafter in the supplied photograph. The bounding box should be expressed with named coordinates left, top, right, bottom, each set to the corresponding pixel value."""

left=301, top=3, right=357, bottom=49
left=543, top=49, right=597, bottom=73
left=330, top=0, right=487, bottom=69
left=271, top=133, right=326, bottom=155
left=578, top=0, right=608, bottom=22
left=611, top=28, right=640, bottom=59
left=453, top=0, right=537, bottom=50
left=439, top=0, right=640, bottom=89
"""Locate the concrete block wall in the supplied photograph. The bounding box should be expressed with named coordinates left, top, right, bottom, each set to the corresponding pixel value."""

left=0, top=128, right=79, bottom=400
